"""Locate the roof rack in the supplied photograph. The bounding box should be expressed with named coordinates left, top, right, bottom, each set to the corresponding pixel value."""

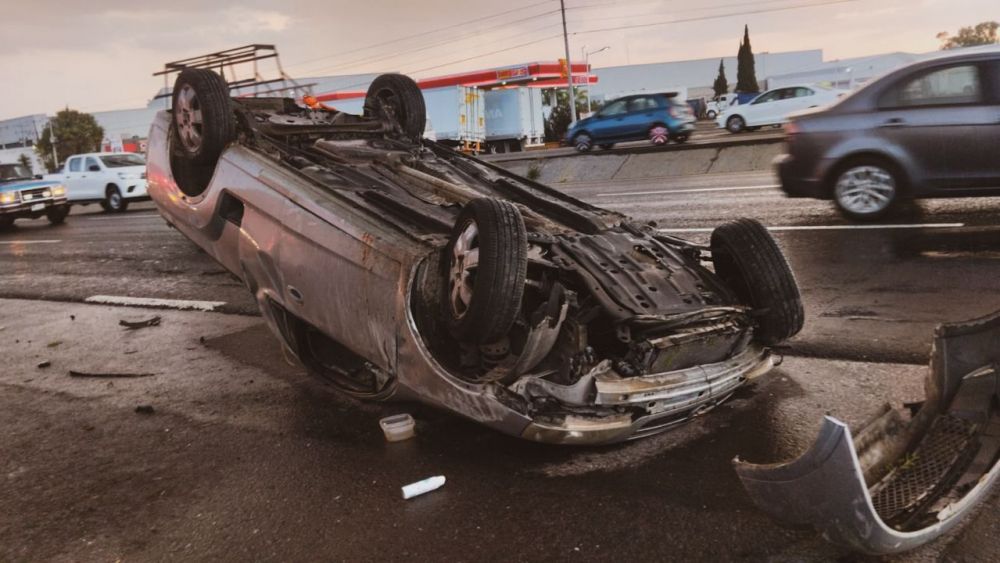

left=153, top=44, right=315, bottom=102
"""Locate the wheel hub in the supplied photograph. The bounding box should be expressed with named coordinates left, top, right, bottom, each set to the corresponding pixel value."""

left=835, top=166, right=895, bottom=215
left=650, top=126, right=669, bottom=145
left=175, top=84, right=204, bottom=152
left=449, top=222, right=479, bottom=319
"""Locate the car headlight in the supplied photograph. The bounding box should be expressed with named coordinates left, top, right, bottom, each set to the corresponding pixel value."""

left=0, top=192, right=19, bottom=205
left=51, top=185, right=66, bottom=197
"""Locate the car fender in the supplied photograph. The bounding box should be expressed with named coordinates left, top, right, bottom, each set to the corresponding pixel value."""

left=819, top=137, right=922, bottom=195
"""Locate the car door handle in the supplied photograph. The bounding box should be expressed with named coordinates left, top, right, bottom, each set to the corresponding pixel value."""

left=879, top=117, right=907, bottom=128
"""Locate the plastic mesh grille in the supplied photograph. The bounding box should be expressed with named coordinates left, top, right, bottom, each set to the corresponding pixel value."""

left=871, top=415, right=977, bottom=523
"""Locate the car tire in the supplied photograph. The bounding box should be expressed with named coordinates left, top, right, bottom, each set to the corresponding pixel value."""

left=0, top=216, right=13, bottom=230
left=707, top=110, right=717, bottom=120
left=104, top=186, right=128, bottom=213
left=673, top=133, right=690, bottom=144
left=171, top=68, right=236, bottom=166
left=445, top=198, right=527, bottom=344
left=710, top=218, right=804, bottom=346
left=831, top=158, right=901, bottom=221
left=726, top=115, right=745, bottom=133
left=364, top=73, right=427, bottom=141
left=46, top=205, right=70, bottom=225
left=648, top=124, right=669, bottom=145
left=599, top=143, right=615, bottom=150
left=573, top=133, right=593, bottom=152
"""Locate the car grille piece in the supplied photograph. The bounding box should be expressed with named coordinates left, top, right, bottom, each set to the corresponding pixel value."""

left=869, top=414, right=978, bottom=526
left=20, top=187, right=49, bottom=201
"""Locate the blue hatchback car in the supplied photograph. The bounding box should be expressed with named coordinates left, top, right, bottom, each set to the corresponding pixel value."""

left=565, top=93, right=696, bottom=152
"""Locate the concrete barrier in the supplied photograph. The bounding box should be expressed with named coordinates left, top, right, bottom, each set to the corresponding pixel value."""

left=497, top=141, right=784, bottom=184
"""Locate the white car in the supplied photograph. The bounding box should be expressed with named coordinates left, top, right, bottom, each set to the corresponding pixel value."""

left=49, top=152, right=149, bottom=212
left=716, top=85, right=845, bottom=133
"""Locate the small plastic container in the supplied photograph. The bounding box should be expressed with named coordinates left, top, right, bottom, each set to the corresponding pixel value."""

left=379, top=413, right=416, bottom=442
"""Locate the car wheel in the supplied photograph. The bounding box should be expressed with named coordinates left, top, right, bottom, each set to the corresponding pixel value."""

left=46, top=205, right=70, bottom=225
left=673, top=133, right=690, bottom=144
left=832, top=159, right=900, bottom=221
left=573, top=133, right=593, bottom=152
left=710, top=218, right=804, bottom=346
left=104, top=186, right=128, bottom=213
left=648, top=125, right=669, bottom=145
left=599, top=143, right=615, bottom=150
left=0, top=216, right=14, bottom=230
left=707, top=110, right=717, bottom=120
left=364, top=73, right=427, bottom=141
left=445, top=198, right=527, bottom=344
left=726, top=116, right=745, bottom=133
left=171, top=68, right=236, bottom=166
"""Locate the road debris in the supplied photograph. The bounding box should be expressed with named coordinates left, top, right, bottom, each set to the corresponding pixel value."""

left=36, top=361, right=51, bottom=369
left=119, top=315, right=162, bottom=330
left=379, top=414, right=415, bottom=442
left=47, top=341, right=62, bottom=348
left=69, top=370, right=156, bottom=378
left=134, top=405, right=155, bottom=415
left=402, top=475, right=446, bottom=500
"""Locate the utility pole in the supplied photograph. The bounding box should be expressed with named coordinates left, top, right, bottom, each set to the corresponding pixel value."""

left=559, top=0, right=577, bottom=123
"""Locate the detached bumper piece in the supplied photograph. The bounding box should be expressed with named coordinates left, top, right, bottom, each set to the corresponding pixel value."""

left=734, top=311, right=1000, bottom=555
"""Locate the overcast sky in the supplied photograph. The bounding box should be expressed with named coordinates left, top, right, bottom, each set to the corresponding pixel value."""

left=0, top=0, right=995, bottom=120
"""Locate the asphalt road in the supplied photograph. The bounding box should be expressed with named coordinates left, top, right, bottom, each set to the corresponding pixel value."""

left=2, top=175, right=999, bottom=561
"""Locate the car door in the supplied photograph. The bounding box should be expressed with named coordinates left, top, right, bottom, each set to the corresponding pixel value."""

left=82, top=156, right=105, bottom=199
left=63, top=157, right=85, bottom=201
left=624, top=96, right=660, bottom=138
left=745, top=89, right=784, bottom=126
left=591, top=99, right=630, bottom=140
left=875, top=61, right=997, bottom=188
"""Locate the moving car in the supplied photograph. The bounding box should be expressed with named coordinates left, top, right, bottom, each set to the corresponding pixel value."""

left=705, top=93, right=736, bottom=120
left=777, top=48, right=1000, bottom=220
left=0, top=163, right=69, bottom=229
left=565, top=93, right=696, bottom=152
left=149, top=68, right=804, bottom=445
left=717, top=85, right=845, bottom=133
left=48, top=152, right=149, bottom=212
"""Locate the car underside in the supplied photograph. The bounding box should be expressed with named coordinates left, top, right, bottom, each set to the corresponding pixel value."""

left=149, top=69, right=804, bottom=445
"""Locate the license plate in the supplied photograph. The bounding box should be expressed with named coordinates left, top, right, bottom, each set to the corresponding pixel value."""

left=31, top=203, right=45, bottom=212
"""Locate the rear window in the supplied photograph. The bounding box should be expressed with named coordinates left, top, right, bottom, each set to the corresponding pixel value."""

left=100, top=154, right=146, bottom=168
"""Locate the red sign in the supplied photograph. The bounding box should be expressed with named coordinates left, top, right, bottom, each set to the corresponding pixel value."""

left=496, top=66, right=529, bottom=81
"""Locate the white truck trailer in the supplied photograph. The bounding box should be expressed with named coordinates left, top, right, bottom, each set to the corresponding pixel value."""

left=483, top=87, right=544, bottom=153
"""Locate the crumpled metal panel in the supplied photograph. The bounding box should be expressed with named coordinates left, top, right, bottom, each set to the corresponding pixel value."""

left=734, top=310, right=1000, bottom=555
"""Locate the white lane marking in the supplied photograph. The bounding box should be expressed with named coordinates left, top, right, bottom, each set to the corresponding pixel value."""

left=85, top=295, right=226, bottom=311
left=658, top=223, right=966, bottom=233
left=597, top=185, right=780, bottom=197
left=82, top=214, right=160, bottom=221
left=0, top=239, right=61, bottom=245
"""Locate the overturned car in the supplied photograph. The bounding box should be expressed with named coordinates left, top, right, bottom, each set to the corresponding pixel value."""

left=148, top=68, right=804, bottom=445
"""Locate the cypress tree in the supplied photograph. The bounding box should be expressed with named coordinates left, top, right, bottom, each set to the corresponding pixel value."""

left=712, top=59, right=729, bottom=97
left=736, top=25, right=760, bottom=93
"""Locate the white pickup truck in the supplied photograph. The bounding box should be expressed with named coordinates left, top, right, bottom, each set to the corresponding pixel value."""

left=704, top=94, right=736, bottom=120
left=47, top=152, right=149, bottom=212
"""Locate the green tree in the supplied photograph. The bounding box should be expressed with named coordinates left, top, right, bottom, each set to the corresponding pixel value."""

left=712, top=59, right=729, bottom=98
left=937, top=21, right=999, bottom=49
left=544, top=87, right=588, bottom=142
left=736, top=25, right=760, bottom=93
left=17, top=153, right=33, bottom=175
left=35, top=109, right=104, bottom=172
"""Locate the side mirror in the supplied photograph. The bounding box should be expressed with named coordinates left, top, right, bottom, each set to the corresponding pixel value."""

left=88, top=165, right=100, bottom=172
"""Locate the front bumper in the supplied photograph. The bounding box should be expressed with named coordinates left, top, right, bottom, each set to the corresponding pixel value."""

left=775, top=153, right=827, bottom=199
left=0, top=196, right=69, bottom=219
left=519, top=345, right=773, bottom=445
left=122, top=179, right=149, bottom=199
left=734, top=311, right=1000, bottom=555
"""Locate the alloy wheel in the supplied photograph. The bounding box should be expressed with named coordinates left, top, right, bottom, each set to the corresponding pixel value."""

left=834, top=165, right=896, bottom=216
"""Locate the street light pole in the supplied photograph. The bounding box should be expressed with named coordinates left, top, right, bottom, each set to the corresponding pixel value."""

left=559, top=0, right=577, bottom=123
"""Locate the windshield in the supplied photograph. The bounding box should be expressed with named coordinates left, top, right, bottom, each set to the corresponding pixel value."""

left=0, top=164, right=33, bottom=183
left=100, top=154, right=146, bottom=168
